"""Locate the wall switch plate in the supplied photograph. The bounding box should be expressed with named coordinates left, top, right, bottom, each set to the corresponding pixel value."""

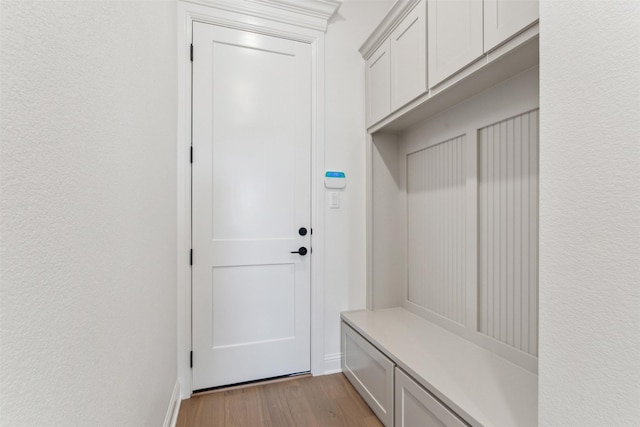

left=330, top=192, right=340, bottom=209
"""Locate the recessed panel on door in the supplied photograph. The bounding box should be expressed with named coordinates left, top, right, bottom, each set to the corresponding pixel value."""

left=211, top=42, right=296, bottom=241
left=212, top=264, right=295, bottom=348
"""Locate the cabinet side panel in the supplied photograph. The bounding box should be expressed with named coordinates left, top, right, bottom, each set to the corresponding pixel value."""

left=372, top=133, right=404, bottom=309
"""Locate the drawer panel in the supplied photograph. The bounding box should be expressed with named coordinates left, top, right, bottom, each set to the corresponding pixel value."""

left=395, top=368, right=468, bottom=427
left=341, top=322, right=395, bottom=426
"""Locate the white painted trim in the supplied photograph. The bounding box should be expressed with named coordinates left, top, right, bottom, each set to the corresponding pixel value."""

left=323, top=352, right=343, bottom=375
left=365, top=133, right=374, bottom=310
left=249, top=0, right=341, bottom=23
left=181, top=0, right=340, bottom=32
left=177, top=0, right=193, bottom=400
left=163, top=380, right=181, bottom=427
left=310, top=35, right=327, bottom=378
left=177, top=0, right=327, bottom=398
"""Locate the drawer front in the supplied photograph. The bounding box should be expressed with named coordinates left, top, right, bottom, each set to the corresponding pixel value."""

left=395, top=368, right=468, bottom=427
left=341, top=322, right=395, bottom=426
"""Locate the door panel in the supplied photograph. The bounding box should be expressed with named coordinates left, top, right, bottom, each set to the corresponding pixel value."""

left=366, top=39, right=391, bottom=127
left=211, top=264, right=295, bottom=348
left=428, top=0, right=483, bottom=87
left=484, top=0, right=538, bottom=52
left=391, top=0, right=427, bottom=111
left=192, top=22, right=311, bottom=390
left=210, top=41, right=297, bottom=241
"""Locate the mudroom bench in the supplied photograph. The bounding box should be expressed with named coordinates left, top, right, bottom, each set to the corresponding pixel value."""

left=341, top=308, right=537, bottom=427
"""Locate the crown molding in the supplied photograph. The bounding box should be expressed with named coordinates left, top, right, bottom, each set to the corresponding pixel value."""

left=359, top=0, right=420, bottom=59
left=182, top=0, right=341, bottom=32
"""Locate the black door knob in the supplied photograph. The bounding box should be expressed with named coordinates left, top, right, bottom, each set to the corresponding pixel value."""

left=298, top=227, right=308, bottom=236
left=290, top=247, right=308, bottom=256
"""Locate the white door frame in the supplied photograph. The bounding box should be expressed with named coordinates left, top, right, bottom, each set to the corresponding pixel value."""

left=177, top=0, right=337, bottom=398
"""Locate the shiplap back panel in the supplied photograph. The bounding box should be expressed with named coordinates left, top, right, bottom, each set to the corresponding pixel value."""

left=478, top=110, right=539, bottom=356
left=407, top=136, right=466, bottom=325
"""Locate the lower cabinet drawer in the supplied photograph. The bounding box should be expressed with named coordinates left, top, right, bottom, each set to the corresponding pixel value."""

left=395, top=368, right=468, bottom=427
left=341, top=322, right=395, bottom=426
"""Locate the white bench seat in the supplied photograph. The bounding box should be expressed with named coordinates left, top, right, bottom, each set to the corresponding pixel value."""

left=341, top=308, right=537, bottom=427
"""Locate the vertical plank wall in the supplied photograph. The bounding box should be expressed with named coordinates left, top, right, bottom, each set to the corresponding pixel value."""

left=478, top=110, right=539, bottom=356
left=407, top=136, right=466, bottom=325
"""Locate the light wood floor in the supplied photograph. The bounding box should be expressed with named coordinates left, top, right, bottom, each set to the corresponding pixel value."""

left=176, top=373, right=383, bottom=427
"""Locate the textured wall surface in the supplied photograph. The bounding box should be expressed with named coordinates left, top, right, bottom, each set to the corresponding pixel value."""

left=0, top=1, right=178, bottom=426
left=323, top=0, right=393, bottom=370
left=539, top=1, right=640, bottom=425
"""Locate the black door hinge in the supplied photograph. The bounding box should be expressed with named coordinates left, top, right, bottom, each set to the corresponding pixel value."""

left=190, top=44, right=193, bottom=62
left=190, top=146, right=193, bottom=164
left=190, top=351, right=193, bottom=368
left=189, top=249, right=193, bottom=266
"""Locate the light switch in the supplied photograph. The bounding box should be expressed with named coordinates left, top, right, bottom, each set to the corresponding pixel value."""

left=330, top=192, right=340, bottom=209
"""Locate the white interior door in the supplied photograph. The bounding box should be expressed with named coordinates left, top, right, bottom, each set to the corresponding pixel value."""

left=191, top=22, right=311, bottom=390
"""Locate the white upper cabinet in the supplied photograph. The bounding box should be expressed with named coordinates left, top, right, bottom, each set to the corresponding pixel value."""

left=428, top=0, right=484, bottom=88
left=391, top=0, right=427, bottom=111
left=361, top=0, right=539, bottom=131
left=484, top=0, right=539, bottom=52
left=366, top=39, right=391, bottom=126
left=363, top=0, right=427, bottom=127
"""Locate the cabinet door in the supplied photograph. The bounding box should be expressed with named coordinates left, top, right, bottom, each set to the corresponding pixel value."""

left=366, top=38, right=391, bottom=127
left=395, top=368, right=468, bottom=427
left=391, top=0, right=427, bottom=111
left=342, top=322, right=395, bottom=426
left=484, top=0, right=538, bottom=52
left=427, top=0, right=483, bottom=87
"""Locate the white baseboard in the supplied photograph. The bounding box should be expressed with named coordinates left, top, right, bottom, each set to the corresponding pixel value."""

left=323, top=352, right=343, bottom=375
left=163, top=380, right=181, bottom=427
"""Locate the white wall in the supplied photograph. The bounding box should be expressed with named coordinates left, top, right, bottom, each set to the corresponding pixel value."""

left=323, top=0, right=393, bottom=372
left=539, top=2, right=640, bottom=425
left=0, top=1, right=178, bottom=426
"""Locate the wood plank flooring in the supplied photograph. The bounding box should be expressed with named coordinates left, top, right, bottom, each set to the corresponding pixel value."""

left=176, top=373, right=383, bottom=427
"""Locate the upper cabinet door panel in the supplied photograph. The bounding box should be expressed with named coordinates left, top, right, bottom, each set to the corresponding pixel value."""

left=484, top=0, right=539, bottom=52
left=428, top=0, right=483, bottom=87
left=366, top=39, right=392, bottom=127
left=391, top=0, right=427, bottom=111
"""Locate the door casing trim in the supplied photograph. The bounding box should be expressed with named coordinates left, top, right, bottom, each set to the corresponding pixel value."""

left=177, top=0, right=330, bottom=398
